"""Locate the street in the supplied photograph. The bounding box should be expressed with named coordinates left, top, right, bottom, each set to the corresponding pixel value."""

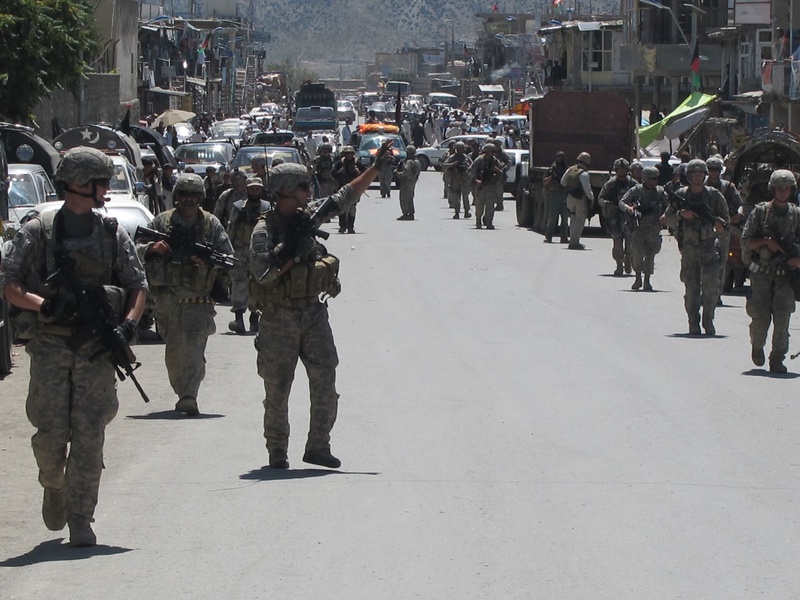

left=2, top=171, right=800, bottom=599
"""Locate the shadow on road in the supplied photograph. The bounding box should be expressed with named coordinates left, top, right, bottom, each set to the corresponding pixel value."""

left=667, top=333, right=729, bottom=339
left=742, top=368, right=800, bottom=379
left=0, top=538, right=133, bottom=567
left=240, top=466, right=380, bottom=481
left=126, top=411, right=225, bottom=420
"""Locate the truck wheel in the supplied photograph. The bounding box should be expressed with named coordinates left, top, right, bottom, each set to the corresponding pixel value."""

left=723, top=267, right=734, bottom=293
left=0, top=300, right=13, bottom=376
left=516, top=189, right=533, bottom=228
left=417, top=155, right=430, bottom=171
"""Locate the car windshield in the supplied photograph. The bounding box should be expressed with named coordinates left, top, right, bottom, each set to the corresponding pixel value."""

left=360, top=134, right=405, bottom=151
left=175, top=144, right=231, bottom=163
left=231, top=148, right=301, bottom=169
left=110, top=164, right=132, bottom=193
left=211, top=123, right=245, bottom=138
left=8, top=173, right=39, bottom=206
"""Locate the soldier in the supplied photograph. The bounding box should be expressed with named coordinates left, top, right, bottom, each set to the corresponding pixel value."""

left=202, top=166, right=219, bottom=212
left=313, top=143, right=338, bottom=198
left=619, top=166, right=668, bottom=290
left=442, top=141, right=473, bottom=219
left=542, top=150, right=569, bottom=243
left=629, top=160, right=644, bottom=184
left=227, top=178, right=271, bottom=334
left=332, top=146, right=365, bottom=233
left=0, top=147, right=148, bottom=547
left=137, top=173, right=234, bottom=415
left=378, top=144, right=396, bottom=199
left=561, top=152, right=594, bottom=250
left=395, top=145, right=420, bottom=220
left=249, top=142, right=393, bottom=469
left=213, top=170, right=248, bottom=228
left=741, top=169, right=800, bottom=373
left=706, top=155, right=743, bottom=303
left=489, top=136, right=512, bottom=211
left=471, top=143, right=504, bottom=230
left=142, top=157, right=164, bottom=214
left=661, top=159, right=729, bottom=335
left=599, top=158, right=636, bottom=275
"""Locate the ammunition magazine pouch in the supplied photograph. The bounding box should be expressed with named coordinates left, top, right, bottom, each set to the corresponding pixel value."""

left=249, top=254, right=341, bottom=309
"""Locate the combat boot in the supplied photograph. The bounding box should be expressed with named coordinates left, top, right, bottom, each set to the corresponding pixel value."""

left=464, top=211, right=471, bottom=218
left=769, top=355, right=788, bottom=374
left=269, top=449, right=289, bottom=469
left=42, top=488, right=66, bottom=531
left=631, top=274, right=642, bottom=290
left=303, top=449, right=341, bottom=469
left=175, top=396, right=199, bottom=416
left=228, top=310, right=246, bottom=335
left=689, top=317, right=701, bottom=335
left=249, top=311, right=260, bottom=332
left=68, top=517, right=96, bottom=547
left=751, top=346, right=765, bottom=367
left=702, top=315, right=716, bottom=336
left=613, top=261, right=623, bottom=276
left=453, top=213, right=459, bottom=219
left=624, top=256, right=632, bottom=274
left=643, top=275, right=653, bottom=292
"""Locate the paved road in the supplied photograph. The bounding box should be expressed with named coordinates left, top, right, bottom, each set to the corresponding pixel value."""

left=2, top=173, right=800, bottom=598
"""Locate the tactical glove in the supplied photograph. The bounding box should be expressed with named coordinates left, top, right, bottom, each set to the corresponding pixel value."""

left=39, top=295, right=77, bottom=323
left=114, top=318, right=138, bottom=344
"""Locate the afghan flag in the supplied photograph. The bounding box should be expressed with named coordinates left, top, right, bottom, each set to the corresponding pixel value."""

left=691, top=39, right=701, bottom=91
left=198, top=32, right=212, bottom=54
left=491, top=3, right=499, bottom=12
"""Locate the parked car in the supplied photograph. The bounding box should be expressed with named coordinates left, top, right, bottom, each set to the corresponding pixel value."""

left=109, top=155, right=147, bottom=206
left=246, top=130, right=295, bottom=147
left=231, top=145, right=304, bottom=174
left=210, top=119, right=250, bottom=141
left=336, top=100, right=356, bottom=123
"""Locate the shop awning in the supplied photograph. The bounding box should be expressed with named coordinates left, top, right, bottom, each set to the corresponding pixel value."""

left=479, top=85, right=505, bottom=93
left=147, top=86, right=188, bottom=97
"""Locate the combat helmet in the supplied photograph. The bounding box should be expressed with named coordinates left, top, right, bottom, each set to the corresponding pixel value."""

left=685, top=159, right=708, bottom=175
left=769, top=169, right=797, bottom=189
left=56, top=146, right=115, bottom=185
left=174, top=173, right=205, bottom=194
left=706, top=156, right=724, bottom=171
left=271, top=163, right=311, bottom=195
left=577, top=152, right=591, bottom=165
left=406, top=145, right=416, bottom=156
left=642, top=166, right=660, bottom=180
left=630, top=161, right=643, bottom=171
left=613, top=158, right=630, bottom=171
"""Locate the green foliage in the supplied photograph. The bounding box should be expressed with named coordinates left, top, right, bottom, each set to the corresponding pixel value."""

left=264, top=57, right=318, bottom=92
left=0, top=0, right=99, bottom=123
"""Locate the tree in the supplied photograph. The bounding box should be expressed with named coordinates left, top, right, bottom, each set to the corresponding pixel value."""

left=0, top=0, right=98, bottom=123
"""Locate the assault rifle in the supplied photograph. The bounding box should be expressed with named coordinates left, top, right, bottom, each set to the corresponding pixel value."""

left=135, top=224, right=237, bottom=269
left=46, top=252, right=150, bottom=403
left=667, top=189, right=742, bottom=237
left=273, top=198, right=337, bottom=276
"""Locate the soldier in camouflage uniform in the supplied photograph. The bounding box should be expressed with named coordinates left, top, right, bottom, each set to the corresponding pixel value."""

left=377, top=144, right=396, bottom=199
left=249, top=142, right=393, bottom=469
left=137, top=173, right=234, bottom=416
left=313, top=143, right=338, bottom=198
left=619, top=166, right=668, bottom=291
left=213, top=170, right=248, bottom=229
left=471, top=144, right=504, bottom=230
left=442, top=141, right=473, bottom=219
left=0, top=146, right=148, bottom=547
left=741, top=170, right=800, bottom=373
left=226, top=178, right=271, bottom=334
left=395, top=145, right=420, bottom=220
left=661, top=159, right=729, bottom=335
left=599, top=158, right=636, bottom=275
left=629, top=161, right=644, bottom=184
left=706, top=156, right=743, bottom=302
left=332, top=146, right=366, bottom=233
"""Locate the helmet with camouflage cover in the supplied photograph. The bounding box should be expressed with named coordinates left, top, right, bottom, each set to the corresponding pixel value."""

left=686, top=159, right=708, bottom=175
left=769, top=169, right=797, bottom=189
left=271, top=163, right=311, bottom=195
left=706, top=156, right=724, bottom=171
left=406, top=145, right=416, bottom=156
left=481, top=143, right=495, bottom=153
left=341, top=145, right=355, bottom=154
left=642, top=166, right=660, bottom=180
left=56, top=146, right=115, bottom=185
left=612, top=158, right=630, bottom=171
left=630, top=161, right=643, bottom=171
left=174, top=173, right=205, bottom=194
left=319, top=142, right=333, bottom=153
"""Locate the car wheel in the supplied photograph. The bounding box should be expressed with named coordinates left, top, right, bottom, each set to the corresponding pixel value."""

left=418, top=155, right=430, bottom=171
left=0, top=300, right=13, bottom=376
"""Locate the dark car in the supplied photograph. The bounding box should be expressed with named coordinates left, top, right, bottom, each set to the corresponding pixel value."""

left=173, top=142, right=235, bottom=172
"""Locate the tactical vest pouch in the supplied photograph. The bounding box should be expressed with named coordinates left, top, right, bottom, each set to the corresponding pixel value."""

left=10, top=307, right=38, bottom=340
left=311, top=255, right=341, bottom=299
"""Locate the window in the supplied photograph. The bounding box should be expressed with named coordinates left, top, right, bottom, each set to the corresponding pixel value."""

left=582, top=30, right=613, bottom=72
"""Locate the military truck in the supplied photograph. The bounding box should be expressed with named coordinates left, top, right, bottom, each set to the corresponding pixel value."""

left=293, top=82, right=337, bottom=119
left=516, top=91, right=636, bottom=230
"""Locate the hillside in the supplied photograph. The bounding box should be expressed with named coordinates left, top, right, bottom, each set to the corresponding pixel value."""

left=247, top=0, right=620, bottom=77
